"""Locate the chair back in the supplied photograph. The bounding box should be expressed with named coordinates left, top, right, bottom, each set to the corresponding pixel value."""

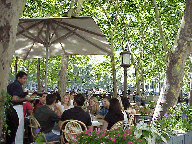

left=111, top=114, right=135, bottom=130
left=111, top=120, right=125, bottom=130
left=29, top=116, right=47, bottom=142
left=127, top=114, right=135, bottom=125
left=60, top=120, right=87, bottom=143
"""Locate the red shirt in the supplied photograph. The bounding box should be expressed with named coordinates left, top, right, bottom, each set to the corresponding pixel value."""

left=23, top=102, right=31, bottom=116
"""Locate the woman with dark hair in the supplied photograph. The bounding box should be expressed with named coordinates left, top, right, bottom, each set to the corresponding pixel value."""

left=102, top=98, right=124, bottom=130
left=121, top=97, right=136, bottom=115
left=54, top=91, right=61, bottom=103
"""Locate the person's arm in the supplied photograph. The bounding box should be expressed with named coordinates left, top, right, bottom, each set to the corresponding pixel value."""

left=55, top=103, right=63, bottom=116
left=87, top=113, right=93, bottom=130
left=12, top=95, right=32, bottom=102
left=131, top=108, right=136, bottom=115
left=96, top=115, right=104, bottom=119
left=102, top=120, right=108, bottom=130
left=51, top=112, right=61, bottom=123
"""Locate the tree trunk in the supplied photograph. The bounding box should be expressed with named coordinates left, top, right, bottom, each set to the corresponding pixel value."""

left=153, top=1, right=192, bottom=119
left=110, top=29, right=117, bottom=97
left=26, top=59, right=30, bottom=76
left=58, top=54, right=69, bottom=103
left=37, top=58, right=41, bottom=93
left=14, top=56, right=18, bottom=78
left=135, top=65, right=140, bottom=96
left=189, top=53, right=192, bottom=106
left=0, top=0, right=26, bottom=139
left=111, top=55, right=117, bottom=97
left=157, top=67, right=161, bottom=96
left=140, top=60, right=144, bottom=95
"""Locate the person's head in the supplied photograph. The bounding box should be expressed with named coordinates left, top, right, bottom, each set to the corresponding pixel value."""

left=121, top=97, right=131, bottom=110
left=103, top=96, right=110, bottom=109
left=70, top=91, right=75, bottom=100
left=16, top=71, right=27, bottom=85
left=54, top=91, right=61, bottom=103
left=40, top=92, right=48, bottom=105
left=74, top=93, right=85, bottom=106
left=63, top=94, right=71, bottom=106
left=89, top=96, right=98, bottom=107
left=109, top=98, right=123, bottom=118
left=46, top=93, right=57, bottom=105
left=109, top=98, right=121, bottom=111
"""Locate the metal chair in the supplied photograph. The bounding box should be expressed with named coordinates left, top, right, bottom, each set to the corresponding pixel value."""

left=110, top=120, right=125, bottom=130
left=60, top=120, right=87, bottom=143
left=29, top=116, right=60, bottom=144
left=111, top=114, right=135, bottom=130
left=127, top=114, right=135, bottom=126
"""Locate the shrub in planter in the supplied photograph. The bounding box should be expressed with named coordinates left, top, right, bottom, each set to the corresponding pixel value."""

left=155, top=102, right=192, bottom=135
left=77, top=120, right=168, bottom=144
left=133, top=105, right=152, bottom=116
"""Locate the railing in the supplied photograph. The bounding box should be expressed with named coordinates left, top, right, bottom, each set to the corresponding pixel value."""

left=157, top=131, right=192, bottom=144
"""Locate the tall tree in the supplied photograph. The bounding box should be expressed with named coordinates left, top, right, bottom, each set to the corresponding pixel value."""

left=153, top=0, right=191, bottom=119
left=58, top=54, right=69, bottom=102
left=37, top=58, right=41, bottom=92
left=0, top=0, right=26, bottom=138
left=189, top=53, right=192, bottom=106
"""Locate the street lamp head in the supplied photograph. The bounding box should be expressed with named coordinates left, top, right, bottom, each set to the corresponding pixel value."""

left=120, top=49, right=131, bottom=68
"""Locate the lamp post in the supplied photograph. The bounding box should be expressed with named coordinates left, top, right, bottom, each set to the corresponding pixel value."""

left=120, top=46, right=131, bottom=97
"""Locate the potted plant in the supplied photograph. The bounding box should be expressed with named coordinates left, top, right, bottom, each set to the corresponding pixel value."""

left=77, top=121, right=168, bottom=144
left=155, top=102, right=192, bottom=135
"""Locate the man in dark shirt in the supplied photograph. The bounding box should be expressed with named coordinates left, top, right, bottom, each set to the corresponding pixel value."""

left=34, top=93, right=61, bottom=142
left=33, top=92, right=47, bottom=112
left=61, top=93, right=92, bottom=130
left=6, top=71, right=32, bottom=144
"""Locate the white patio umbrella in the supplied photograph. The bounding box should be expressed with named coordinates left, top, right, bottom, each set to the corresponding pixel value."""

left=14, top=16, right=112, bottom=92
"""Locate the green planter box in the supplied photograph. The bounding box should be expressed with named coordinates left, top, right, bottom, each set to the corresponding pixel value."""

left=156, top=131, right=192, bottom=144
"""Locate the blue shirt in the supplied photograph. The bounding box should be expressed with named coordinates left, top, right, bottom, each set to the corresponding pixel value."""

left=98, top=106, right=108, bottom=116
left=7, top=80, right=25, bottom=105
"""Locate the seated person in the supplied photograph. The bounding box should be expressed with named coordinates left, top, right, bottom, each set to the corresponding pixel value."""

left=141, top=98, right=145, bottom=107
left=97, top=96, right=110, bottom=119
left=33, top=92, right=47, bottom=112
left=23, top=98, right=34, bottom=143
left=55, top=91, right=61, bottom=104
left=86, top=96, right=100, bottom=115
left=23, top=92, right=33, bottom=117
left=60, top=94, right=73, bottom=112
left=61, top=93, right=93, bottom=130
left=102, top=98, right=124, bottom=130
left=121, top=97, right=136, bottom=115
left=34, top=94, right=61, bottom=142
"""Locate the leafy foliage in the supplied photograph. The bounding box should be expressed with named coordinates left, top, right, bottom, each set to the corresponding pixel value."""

left=11, top=0, right=189, bottom=94
left=155, top=102, right=192, bottom=135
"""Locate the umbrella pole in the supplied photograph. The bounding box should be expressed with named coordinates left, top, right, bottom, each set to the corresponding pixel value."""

left=45, top=46, right=48, bottom=92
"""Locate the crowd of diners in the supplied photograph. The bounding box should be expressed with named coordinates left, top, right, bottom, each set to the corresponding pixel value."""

left=5, top=71, right=140, bottom=144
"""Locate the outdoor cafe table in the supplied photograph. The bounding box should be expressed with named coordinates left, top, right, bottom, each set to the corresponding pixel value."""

left=92, top=119, right=104, bottom=128
left=130, top=103, right=136, bottom=106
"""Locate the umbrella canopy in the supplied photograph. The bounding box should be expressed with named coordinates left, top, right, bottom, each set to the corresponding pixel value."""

left=14, top=16, right=112, bottom=92
left=14, top=16, right=112, bottom=59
